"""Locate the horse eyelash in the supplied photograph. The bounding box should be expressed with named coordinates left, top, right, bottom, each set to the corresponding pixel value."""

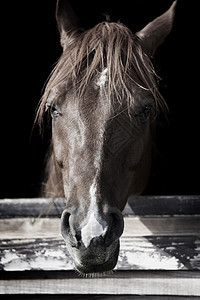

left=45, top=102, right=51, bottom=112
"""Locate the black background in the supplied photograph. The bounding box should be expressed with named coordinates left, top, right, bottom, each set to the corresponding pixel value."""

left=1, top=0, right=199, bottom=198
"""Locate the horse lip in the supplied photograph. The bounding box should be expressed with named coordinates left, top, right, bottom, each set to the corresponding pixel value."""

left=73, top=241, right=120, bottom=274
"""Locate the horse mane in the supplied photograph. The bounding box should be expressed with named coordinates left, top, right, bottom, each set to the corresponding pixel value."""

left=37, top=21, right=167, bottom=124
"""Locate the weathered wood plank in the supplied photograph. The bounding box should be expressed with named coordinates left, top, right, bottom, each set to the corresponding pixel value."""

left=123, top=216, right=200, bottom=236
left=0, top=216, right=200, bottom=239
left=0, top=296, right=199, bottom=300
left=0, top=197, right=199, bottom=271
left=0, top=195, right=200, bottom=218
left=0, top=218, right=61, bottom=239
left=0, top=196, right=199, bottom=297
left=0, top=271, right=199, bottom=296
left=0, top=236, right=199, bottom=271
left=0, top=198, right=66, bottom=218
left=119, top=236, right=200, bottom=270
left=124, top=195, right=200, bottom=216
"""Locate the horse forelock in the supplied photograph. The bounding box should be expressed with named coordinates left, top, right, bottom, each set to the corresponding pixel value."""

left=37, top=21, right=167, bottom=125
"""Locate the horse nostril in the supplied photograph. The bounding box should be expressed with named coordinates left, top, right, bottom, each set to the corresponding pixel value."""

left=61, top=210, right=70, bottom=241
left=105, top=212, right=124, bottom=247
left=75, top=231, right=82, bottom=244
left=61, top=210, right=82, bottom=248
left=110, top=212, right=124, bottom=237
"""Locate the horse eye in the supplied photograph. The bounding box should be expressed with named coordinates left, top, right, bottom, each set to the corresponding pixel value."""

left=143, top=105, right=152, bottom=115
left=139, top=104, right=152, bottom=122
left=46, top=103, right=60, bottom=118
left=50, top=106, right=60, bottom=118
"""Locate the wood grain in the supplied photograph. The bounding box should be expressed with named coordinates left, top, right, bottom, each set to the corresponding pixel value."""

left=0, top=271, right=199, bottom=296
left=0, top=216, right=200, bottom=239
left=0, top=196, right=199, bottom=296
left=0, top=235, right=199, bottom=271
left=0, top=196, right=199, bottom=218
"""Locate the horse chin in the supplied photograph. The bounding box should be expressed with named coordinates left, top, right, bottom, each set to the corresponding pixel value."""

left=71, top=240, right=120, bottom=275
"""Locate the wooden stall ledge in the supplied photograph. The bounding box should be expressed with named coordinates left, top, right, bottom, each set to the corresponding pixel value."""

left=0, top=195, right=200, bottom=297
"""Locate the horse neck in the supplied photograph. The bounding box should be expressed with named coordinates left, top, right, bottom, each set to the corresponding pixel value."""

left=41, top=146, right=65, bottom=198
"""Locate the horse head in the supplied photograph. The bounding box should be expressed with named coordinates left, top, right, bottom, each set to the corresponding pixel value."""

left=38, top=0, right=176, bottom=274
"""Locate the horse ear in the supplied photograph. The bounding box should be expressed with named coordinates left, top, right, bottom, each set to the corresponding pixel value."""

left=56, top=0, right=83, bottom=49
left=136, top=1, right=177, bottom=56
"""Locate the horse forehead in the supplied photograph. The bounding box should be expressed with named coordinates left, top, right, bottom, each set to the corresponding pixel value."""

left=96, top=68, right=108, bottom=87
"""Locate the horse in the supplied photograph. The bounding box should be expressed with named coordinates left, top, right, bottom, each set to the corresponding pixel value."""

left=37, top=0, right=176, bottom=274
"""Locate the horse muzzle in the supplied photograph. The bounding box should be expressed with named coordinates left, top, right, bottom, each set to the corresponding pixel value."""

left=61, top=207, right=124, bottom=273
left=68, top=239, right=120, bottom=274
